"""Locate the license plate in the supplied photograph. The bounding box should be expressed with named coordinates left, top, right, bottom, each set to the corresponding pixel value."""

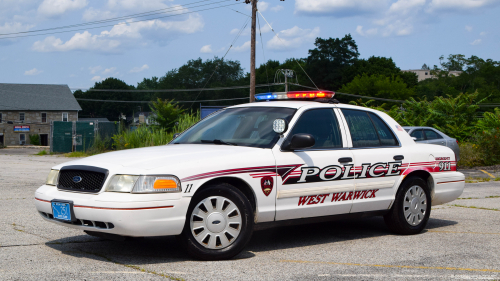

left=51, top=201, right=72, bottom=221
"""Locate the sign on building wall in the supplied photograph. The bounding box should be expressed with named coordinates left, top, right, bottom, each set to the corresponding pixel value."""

left=14, top=125, right=30, bottom=132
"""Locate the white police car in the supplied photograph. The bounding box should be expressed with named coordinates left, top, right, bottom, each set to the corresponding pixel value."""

left=35, top=90, right=464, bottom=260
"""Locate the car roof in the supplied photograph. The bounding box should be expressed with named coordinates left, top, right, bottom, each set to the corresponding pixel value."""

left=228, top=101, right=383, bottom=113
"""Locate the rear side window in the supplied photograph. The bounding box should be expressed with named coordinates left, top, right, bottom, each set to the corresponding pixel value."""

left=341, top=109, right=399, bottom=147
left=287, top=108, right=342, bottom=149
left=410, top=129, right=425, bottom=141
left=424, top=129, right=442, bottom=140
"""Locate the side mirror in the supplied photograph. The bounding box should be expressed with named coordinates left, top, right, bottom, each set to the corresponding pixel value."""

left=284, top=134, right=315, bottom=151
left=412, top=137, right=417, bottom=141
left=172, top=133, right=181, bottom=140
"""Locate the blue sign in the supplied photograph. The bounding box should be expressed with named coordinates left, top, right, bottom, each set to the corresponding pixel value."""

left=51, top=202, right=72, bottom=221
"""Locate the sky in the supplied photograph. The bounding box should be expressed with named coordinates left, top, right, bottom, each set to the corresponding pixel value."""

left=0, top=0, right=499, bottom=90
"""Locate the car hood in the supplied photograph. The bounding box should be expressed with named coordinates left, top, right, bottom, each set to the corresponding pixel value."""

left=52, top=144, right=276, bottom=176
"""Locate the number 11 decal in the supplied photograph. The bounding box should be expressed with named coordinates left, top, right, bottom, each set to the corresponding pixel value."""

left=185, top=184, right=194, bottom=193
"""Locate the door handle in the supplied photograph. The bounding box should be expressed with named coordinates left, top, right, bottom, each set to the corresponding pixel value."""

left=338, top=157, right=353, bottom=163
left=393, top=155, right=404, bottom=160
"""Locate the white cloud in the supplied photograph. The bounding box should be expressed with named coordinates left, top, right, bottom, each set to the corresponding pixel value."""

left=32, top=14, right=204, bottom=52
left=91, top=75, right=102, bottom=81
left=270, top=5, right=284, bottom=12
left=129, top=64, right=149, bottom=73
left=230, top=28, right=239, bottom=35
left=267, top=26, right=320, bottom=51
left=471, top=39, right=482, bottom=45
left=356, top=25, right=378, bottom=37
left=388, top=0, right=426, bottom=15
left=233, top=41, right=251, bottom=52
left=24, top=68, right=42, bottom=75
left=82, top=7, right=115, bottom=21
left=295, top=0, right=388, bottom=17
left=38, top=0, right=88, bottom=17
left=89, top=66, right=102, bottom=74
left=107, top=0, right=170, bottom=11
left=102, top=67, right=117, bottom=74
left=200, top=44, right=212, bottom=53
left=0, top=22, right=34, bottom=35
left=246, top=1, right=269, bottom=12
left=465, top=25, right=473, bottom=31
left=480, top=31, right=487, bottom=36
left=427, top=0, right=500, bottom=12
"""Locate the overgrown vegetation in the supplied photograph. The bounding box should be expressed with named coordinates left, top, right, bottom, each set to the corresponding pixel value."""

left=29, top=134, right=40, bottom=145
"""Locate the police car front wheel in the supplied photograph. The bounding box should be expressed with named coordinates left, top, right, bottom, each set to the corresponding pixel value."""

left=384, top=176, right=431, bottom=235
left=179, top=183, right=254, bottom=260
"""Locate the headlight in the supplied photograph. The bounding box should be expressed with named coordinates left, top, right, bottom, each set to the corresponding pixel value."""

left=132, top=175, right=181, bottom=193
left=106, top=175, right=139, bottom=193
left=46, top=170, right=59, bottom=186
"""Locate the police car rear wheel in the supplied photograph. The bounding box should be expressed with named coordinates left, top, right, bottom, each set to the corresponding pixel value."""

left=384, top=176, right=431, bottom=235
left=179, top=183, right=254, bottom=260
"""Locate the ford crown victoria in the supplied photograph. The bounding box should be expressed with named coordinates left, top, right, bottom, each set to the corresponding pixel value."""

left=35, top=91, right=465, bottom=260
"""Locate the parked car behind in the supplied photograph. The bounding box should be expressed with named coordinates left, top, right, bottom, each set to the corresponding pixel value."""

left=403, top=126, right=460, bottom=161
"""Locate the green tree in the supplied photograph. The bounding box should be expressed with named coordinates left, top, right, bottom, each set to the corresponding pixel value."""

left=74, top=78, right=143, bottom=121
left=306, top=34, right=360, bottom=90
left=339, top=74, right=415, bottom=107
left=150, top=99, right=185, bottom=130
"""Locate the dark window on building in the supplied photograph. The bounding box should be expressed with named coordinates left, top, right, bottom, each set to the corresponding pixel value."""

left=425, top=72, right=428, bottom=75
left=19, top=112, right=25, bottom=122
left=41, top=113, right=47, bottom=123
left=424, top=129, right=443, bottom=140
left=0, top=113, right=2, bottom=123
left=62, top=112, right=68, bottom=122
left=341, top=109, right=399, bottom=147
left=287, top=108, right=343, bottom=149
left=20, top=134, right=26, bottom=145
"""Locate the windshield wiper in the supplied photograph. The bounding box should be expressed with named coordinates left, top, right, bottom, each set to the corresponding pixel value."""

left=201, top=139, right=238, bottom=146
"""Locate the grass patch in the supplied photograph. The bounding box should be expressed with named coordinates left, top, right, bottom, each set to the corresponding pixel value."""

left=465, top=176, right=492, bottom=183
left=35, top=150, right=56, bottom=156
left=450, top=204, right=499, bottom=211
left=495, top=177, right=500, bottom=181
left=486, top=196, right=500, bottom=199
left=64, top=151, right=89, bottom=158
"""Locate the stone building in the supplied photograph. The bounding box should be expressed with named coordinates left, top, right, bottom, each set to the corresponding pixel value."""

left=0, top=83, right=81, bottom=147
left=402, top=69, right=462, bottom=82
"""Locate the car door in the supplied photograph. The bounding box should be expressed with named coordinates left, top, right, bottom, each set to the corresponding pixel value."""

left=339, top=109, right=406, bottom=213
left=273, top=107, right=355, bottom=221
left=410, top=129, right=426, bottom=143
left=424, top=129, right=446, bottom=146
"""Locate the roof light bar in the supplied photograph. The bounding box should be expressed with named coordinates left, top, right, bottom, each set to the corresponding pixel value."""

left=255, top=90, right=335, bottom=101
left=287, top=91, right=335, bottom=99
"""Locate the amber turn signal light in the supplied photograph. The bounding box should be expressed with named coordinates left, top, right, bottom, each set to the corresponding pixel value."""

left=153, top=179, right=178, bottom=189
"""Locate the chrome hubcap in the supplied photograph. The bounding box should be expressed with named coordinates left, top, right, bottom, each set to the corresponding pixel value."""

left=404, top=185, right=427, bottom=226
left=190, top=196, right=242, bottom=249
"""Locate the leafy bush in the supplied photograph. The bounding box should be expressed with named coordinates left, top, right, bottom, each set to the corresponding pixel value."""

left=457, top=143, right=484, bottom=167
left=29, top=134, right=40, bottom=145
left=150, top=98, right=185, bottom=130
left=112, top=112, right=199, bottom=150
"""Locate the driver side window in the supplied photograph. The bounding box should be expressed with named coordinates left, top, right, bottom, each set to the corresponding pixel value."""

left=286, top=108, right=343, bottom=149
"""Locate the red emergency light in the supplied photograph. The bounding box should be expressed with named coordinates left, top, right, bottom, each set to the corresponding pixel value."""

left=286, top=91, right=335, bottom=99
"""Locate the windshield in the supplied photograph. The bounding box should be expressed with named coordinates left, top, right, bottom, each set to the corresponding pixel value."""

left=173, top=107, right=296, bottom=148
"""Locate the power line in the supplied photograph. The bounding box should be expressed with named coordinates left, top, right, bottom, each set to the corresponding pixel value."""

left=88, top=83, right=284, bottom=92
left=0, top=0, right=228, bottom=36
left=0, top=2, right=244, bottom=40
left=76, top=97, right=249, bottom=103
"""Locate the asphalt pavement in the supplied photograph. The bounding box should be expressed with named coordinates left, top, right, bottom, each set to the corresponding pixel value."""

left=0, top=150, right=499, bottom=280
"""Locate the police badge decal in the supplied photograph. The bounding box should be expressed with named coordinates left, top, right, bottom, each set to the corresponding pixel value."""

left=260, top=176, right=274, bottom=196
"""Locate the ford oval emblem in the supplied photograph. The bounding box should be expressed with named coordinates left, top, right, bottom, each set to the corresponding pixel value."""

left=72, top=176, right=82, bottom=183
left=212, top=220, right=221, bottom=225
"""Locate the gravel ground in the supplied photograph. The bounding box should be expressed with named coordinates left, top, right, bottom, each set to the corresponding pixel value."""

left=1, top=151, right=499, bottom=280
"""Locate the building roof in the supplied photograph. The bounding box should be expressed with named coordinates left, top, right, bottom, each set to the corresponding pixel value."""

left=0, top=83, right=82, bottom=111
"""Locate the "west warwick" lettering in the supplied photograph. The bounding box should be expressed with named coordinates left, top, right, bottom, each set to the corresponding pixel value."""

left=297, top=189, right=379, bottom=206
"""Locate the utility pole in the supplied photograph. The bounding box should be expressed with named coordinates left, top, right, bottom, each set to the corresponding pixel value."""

left=249, top=0, right=257, bottom=102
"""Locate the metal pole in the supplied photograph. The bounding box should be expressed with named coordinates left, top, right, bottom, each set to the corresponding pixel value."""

left=249, top=0, right=257, bottom=102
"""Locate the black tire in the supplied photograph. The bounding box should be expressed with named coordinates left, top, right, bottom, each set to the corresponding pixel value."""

left=178, top=183, right=254, bottom=260
left=384, top=176, right=431, bottom=235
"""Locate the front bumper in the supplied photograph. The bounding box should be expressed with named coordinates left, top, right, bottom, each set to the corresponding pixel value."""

left=34, top=185, right=190, bottom=237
